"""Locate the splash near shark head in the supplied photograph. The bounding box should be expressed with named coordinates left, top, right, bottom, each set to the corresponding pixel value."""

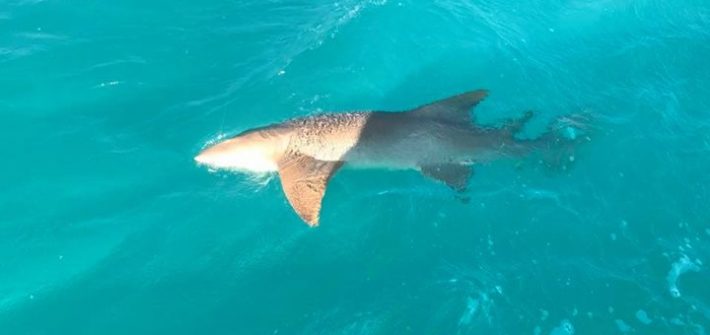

left=196, top=89, right=589, bottom=226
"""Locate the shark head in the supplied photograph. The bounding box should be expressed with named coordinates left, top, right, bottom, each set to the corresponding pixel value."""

left=195, top=126, right=290, bottom=173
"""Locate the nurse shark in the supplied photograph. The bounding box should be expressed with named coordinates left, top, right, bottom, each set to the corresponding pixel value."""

left=195, top=90, right=586, bottom=226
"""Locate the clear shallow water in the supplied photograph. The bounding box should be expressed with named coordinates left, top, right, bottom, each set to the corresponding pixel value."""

left=1, top=0, right=709, bottom=333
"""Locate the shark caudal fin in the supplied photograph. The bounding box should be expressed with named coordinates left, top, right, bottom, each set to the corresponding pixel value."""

left=534, top=113, right=593, bottom=171
left=409, top=89, right=488, bottom=124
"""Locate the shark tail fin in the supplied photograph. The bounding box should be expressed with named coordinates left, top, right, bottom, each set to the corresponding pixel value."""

left=534, top=113, right=593, bottom=171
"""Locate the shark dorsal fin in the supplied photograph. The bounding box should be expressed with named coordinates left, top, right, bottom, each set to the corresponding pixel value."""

left=278, top=154, right=343, bottom=226
left=409, top=89, right=488, bottom=123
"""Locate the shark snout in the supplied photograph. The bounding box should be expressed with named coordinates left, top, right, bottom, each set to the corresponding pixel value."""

left=193, top=139, right=279, bottom=172
left=195, top=138, right=235, bottom=166
left=194, top=148, right=223, bottom=166
left=195, top=154, right=206, bottom=164
left=194, top=152, right=209, bottom=164
left=194, top=145, right=221, bottom=166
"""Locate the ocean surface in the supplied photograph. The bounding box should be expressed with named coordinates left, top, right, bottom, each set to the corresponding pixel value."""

left=2, top=0, right=709, bottom=334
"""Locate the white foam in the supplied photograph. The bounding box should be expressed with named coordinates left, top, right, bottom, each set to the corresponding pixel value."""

left=248, top=172, right=275, bottom=189
left=614, top=319, right=632, bottom=333
left=458, top=297, right=480, bottom=326
left=549, top=319, right=574, bottom=335
left=94, top=80, right=122, bottom=88
left=667, top=254, right=701, bottom=298
left=635, top=309, right=652, bottom=325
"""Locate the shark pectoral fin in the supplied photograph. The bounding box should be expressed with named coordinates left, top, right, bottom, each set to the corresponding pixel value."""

left=420, top=164, right=473, bottom=192
left=409, top=89, right=488, bottom=123
left=278, top=155, right=343, bottom=227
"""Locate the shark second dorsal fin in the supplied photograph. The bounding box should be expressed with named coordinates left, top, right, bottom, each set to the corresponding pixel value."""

left=409, top=89, right=488, bottom=123
left=277, top=154, right=343, bottom=226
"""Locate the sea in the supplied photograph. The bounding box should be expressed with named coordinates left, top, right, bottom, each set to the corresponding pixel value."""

left=1, top=0, right=709, bottom=334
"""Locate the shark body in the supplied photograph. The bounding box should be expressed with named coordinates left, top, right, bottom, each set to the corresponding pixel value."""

left=196, top=90, right=578, bottom=226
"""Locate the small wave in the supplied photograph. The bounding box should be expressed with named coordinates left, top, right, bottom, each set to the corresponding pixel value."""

left=0, top=46, right=41, bottom=61
left=667, top=254, right=701, bottom=298
left=635, top=309, right=652, bottom=325
left=549, top=319, right=574, bottom=335
left=614, top=319, right=633, bottom=333
left=15, top=32, right=66, bottom=40
left=15, top=0, right=48, bottom=5
left=93, top=80, right=123, bottom=89
left=272, top=0, right=388, bottom=76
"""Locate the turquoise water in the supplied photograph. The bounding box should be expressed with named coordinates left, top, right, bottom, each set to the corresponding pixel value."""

left=2, top=0, right=709, bottom=333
